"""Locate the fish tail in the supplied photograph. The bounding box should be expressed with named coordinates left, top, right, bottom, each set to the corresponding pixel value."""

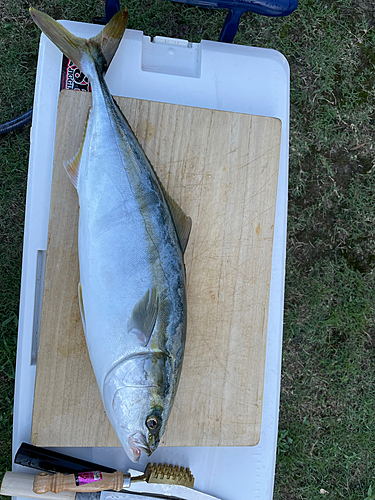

left=29, top=8, right=128, bottom=75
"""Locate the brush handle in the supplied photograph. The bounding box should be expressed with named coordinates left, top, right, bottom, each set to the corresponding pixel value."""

left=33, top=470, right=128, bottom=494
left=1, top=472, right=75, bottom=500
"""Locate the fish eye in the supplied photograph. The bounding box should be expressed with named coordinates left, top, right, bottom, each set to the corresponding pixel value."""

left=146, top=415, right=160, bottom=431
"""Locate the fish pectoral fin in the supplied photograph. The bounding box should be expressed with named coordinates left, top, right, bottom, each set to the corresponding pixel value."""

left=162, top=188, right=192, bottom=254
left=78, top=282, right=86, bottom=333
left=128, top=287, right=159, bottom=346
left=63, top=106, right=91, bottom=189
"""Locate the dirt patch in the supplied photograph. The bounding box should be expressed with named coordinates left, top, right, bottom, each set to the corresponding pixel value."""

left=288, top=146, right=375, bottom=274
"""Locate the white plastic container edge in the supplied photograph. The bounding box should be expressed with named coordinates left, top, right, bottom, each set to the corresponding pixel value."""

left=12, top=20, right=290, bottom=500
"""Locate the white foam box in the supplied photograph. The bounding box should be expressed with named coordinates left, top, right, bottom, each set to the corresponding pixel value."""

left=12, top=19, right=289, bottom=500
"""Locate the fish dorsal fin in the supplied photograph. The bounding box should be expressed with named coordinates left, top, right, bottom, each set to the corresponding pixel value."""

left=63, top=107, right=91, bottom=189
left=161, top=186, right=192, bottom=254
left=128, top=287, right=159, bottom=347
left=78, top=282, right=86, bottom=334
left=148, top=162, right=191, bottom=253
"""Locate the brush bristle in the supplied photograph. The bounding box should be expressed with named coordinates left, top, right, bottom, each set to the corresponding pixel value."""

left=145, top=463, right=195, bottom=488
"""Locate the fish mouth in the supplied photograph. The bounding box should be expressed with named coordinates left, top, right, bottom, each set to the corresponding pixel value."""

left=128, top=432, right=152, bottom=462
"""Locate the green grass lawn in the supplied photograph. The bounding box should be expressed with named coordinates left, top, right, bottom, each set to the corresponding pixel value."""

left=1, top=0, right=375, bottom=498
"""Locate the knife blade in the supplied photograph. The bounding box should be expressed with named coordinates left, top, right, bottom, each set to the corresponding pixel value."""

left=78, top=491, right=186, bottom=500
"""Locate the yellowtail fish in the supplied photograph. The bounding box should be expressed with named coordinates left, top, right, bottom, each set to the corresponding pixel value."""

left=30, top=8, right=191, bottom=462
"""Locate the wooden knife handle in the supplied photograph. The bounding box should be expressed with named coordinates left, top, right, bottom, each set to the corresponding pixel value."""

left=33, top=470, right=125, bottom=494
left=1, top=471, right=75, bottom=500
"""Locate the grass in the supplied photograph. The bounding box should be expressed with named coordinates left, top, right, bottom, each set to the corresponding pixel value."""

left=1, top=0, right=375, bottom=498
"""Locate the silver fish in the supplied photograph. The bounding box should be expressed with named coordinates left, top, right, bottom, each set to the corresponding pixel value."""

left=30, top=8, right=191, bottom=462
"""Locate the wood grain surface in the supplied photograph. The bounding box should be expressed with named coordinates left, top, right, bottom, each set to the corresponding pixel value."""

left=31, top=90, right=281, bottom=448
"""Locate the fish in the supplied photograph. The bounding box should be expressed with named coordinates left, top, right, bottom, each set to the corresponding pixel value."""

left=30, top=8, right=191, bottom=462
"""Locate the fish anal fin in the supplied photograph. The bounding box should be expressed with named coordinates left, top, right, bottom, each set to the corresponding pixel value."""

left=128, top=287, right=159, bottom=347
left=64, top=154, right=80, bottom=189
left=63, top=106, right=91, bottom=189
left=78, top=282, right=86, bottom=334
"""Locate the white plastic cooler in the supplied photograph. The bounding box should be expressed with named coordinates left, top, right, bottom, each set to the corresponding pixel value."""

left=12, top=19, right=289, bottom=500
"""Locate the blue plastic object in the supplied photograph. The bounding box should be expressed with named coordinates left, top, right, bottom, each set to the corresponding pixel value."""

left=105, top=0, right=120, bottom=23
left=167, top=0, right=298, bottom=42
left=104, top=0, right=297, bottom=43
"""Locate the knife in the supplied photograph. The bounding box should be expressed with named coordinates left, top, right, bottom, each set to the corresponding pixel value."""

left=11, top=444, right=220, bottom=500
left=1, top=472, right=219, bottom=500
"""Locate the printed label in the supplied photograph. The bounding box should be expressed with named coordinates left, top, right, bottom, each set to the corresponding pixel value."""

left=75, top=471, right=103, bottom=486
left=61, top=55, right=92, bottom=92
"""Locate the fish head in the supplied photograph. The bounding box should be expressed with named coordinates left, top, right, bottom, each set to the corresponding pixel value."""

left=103, top=352, right=166, bottom=462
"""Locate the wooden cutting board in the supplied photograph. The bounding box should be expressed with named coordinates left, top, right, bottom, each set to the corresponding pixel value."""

left=31, top=90, right=281, bottom=448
